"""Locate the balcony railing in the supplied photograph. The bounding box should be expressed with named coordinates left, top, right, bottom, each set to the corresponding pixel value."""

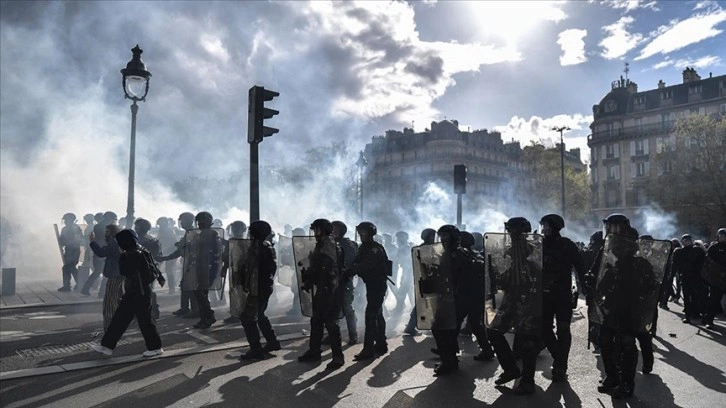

left=591, top=121, right=675, bottom=142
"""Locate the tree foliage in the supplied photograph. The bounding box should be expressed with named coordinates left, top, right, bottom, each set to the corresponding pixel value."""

left=647, top=114, right=726, bottom=234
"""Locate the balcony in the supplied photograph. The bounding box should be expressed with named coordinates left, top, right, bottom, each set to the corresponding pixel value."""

left=591, top=121, right=675, bottom=142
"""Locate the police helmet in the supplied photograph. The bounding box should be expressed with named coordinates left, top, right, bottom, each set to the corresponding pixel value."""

left=603, top=213, right=630, bottom=225
left=395, top=231, right=409, bottom=241
left=311, top=218, right=334, bottom=235
left=178, top=212, right=195, bottom=224
left=504, top=217, right=532, bottom=235
left=195, top=211, right=214, bottom=225
left=83, top=214, right=95, bottom=223
left=718, top=228, right=726, bottom=238
left=212, top=218, right=223, bottom=228
left=421, top=228, right=436, bottom=243
left=249, top=220, right=272, bottom=241
left=156, top=217, right=168, bottom=227
left=332, top=221, right=348, bottom=236
left=62, top=213, right=77, bottom=222
left=356, top=221, right=377, bottom=236
left=134, top=218, right=152, bottom=231
left=293, top=227, right=306, bottom=236
left=459, top=231, right=475, bottom=249
left=681, top=233, right=693, bottom=241
left=103, top=211, right=118, bottom=221
left=639, top=234, right=654, bottom=241
left=540, top=214, right=565, bottom=231
left=437, top=225, right=460, bottom=240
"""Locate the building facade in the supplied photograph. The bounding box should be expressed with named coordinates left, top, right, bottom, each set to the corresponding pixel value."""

left=588, top=68, right=726, bottom=228
left=361, top=119, right=584, bottom=228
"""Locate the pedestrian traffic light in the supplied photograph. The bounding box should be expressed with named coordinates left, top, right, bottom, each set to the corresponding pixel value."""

left=454, top=164, right=467, bottom=194
left=247, top=85, right=279, bottom=144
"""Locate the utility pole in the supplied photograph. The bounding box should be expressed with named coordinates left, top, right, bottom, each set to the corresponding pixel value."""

left=551, top=126, right=570, bottom=218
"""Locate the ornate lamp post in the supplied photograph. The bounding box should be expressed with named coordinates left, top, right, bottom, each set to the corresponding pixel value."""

left=551, top=125, right=570, bottom=218
left=121, top=45, right=151, bottom=229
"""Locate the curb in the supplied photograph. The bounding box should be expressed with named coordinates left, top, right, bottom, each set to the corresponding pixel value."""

left=0, top=332, right=309, bottom=381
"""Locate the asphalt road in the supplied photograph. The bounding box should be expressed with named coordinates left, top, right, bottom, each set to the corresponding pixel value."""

left=1, top=295, right=725, bottom=408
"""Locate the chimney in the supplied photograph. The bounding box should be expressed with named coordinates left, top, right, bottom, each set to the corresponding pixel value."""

left=626, top=80, right=638, bottom=93
left=658, top=79, right=665, bottom=89
left=683, top=67, right=701, bottom=83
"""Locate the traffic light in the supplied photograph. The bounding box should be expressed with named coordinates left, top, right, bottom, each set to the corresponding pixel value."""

left=454, top=164, right=467, bottom=194
left=247, top=85, right=279, bottom=144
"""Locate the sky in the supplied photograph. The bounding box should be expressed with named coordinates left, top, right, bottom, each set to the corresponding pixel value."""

left=1, top=0, right=725, bottom=273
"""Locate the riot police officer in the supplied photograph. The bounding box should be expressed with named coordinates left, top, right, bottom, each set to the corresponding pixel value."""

left=703, top=228, right=726, bottom=329
left=539, top=214, right=586, bottom=382
left=297, top=219, right=345, bottom=370
left=404, top=228, right=437, bottom=335
left=238, top=221, right=282, bottom=360
left=672, top=233, right=707, bottom=324
left=58, top=213, right=83, bottom=291
left=591, top=213, right=651, bottom=399
left=332, top=221, right=359, bottom=345
left=350, top=221, right=390, bottom=360
left=486, top=217, right=542, bottom=394
left=160, top=212, right=199, bottom=318
left=458, top=231, right=495, bottom=362
left=135, top=218, right=162, bottom=319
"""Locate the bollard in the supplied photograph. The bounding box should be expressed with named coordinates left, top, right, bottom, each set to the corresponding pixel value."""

left=2, top=268, right=16, bottom=296
left=77, top=266, right=90, bottom=289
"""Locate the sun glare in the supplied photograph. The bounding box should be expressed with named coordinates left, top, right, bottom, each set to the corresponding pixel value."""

left=465, top=1, right=566, bottom=45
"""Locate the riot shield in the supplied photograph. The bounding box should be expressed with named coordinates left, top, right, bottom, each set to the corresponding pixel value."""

left=54, top=223, right=88, bottom=266
left=181, top=228, right=225, bottom=291
left=292, top=236, right=316, bottom=317
left=589, top=234, right=669, bottom=333
left=483, top=232, right=543, bottom=335
left=228, top=239, right=260, bottom=319
left=276, top=235, right=294, bottom=287
left=702, top=257, right=726, bottom=291
left=411, top=243, right=457, bottom=330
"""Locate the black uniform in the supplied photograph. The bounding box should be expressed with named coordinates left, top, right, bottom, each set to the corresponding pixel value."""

left=457, top=247, right=495, bottom=360
left=541, top=232, right=586, bottom=379
left=138, top=233, right=161, bottom=318
left=59, top=224, right=83, bottom=290
left=672, top=244, right=707, bottom=321
left=239, top=239, right=281, bottom=358
left=337, top=236, right=359, bottom=344
left=298, top=235, right=344, bottom=366
left=704, top=240, right=726, bottom=325
left=349, top=240, right=389, bottom=356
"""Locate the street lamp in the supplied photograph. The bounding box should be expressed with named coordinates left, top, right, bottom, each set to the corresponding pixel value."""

left=551, top=125, right=570, bottom=218
left=356, top=151, right=367, bottom=218
left=120, top=45, right=151, bottom=229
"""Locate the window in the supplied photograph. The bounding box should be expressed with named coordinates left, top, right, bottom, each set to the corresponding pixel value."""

left=607, top=165, right=620, bottom=180
left=658, top=161, right=672, bottom=175
left=688, top=84, right=702, bottom=94
left=605, top=143, right=619, bottom=159
left=592, top=168, right=599, bottom=183
left=661, top=91, right=672, bottom=100
left=634, top=96, right=645, bottom=105
left=720, top=104, right=726, bottom=114
left=633, top=161, right=649, bottom=177
left=606, top=188, right=619, bottom=207
left=635, top=118, right=644, bottom=131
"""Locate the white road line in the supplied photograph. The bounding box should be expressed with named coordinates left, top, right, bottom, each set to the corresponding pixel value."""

left=185, top=330, right=219, bottom=344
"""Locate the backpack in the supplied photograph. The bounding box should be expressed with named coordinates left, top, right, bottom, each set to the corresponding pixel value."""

left=138, top=248, right=165, bottom=287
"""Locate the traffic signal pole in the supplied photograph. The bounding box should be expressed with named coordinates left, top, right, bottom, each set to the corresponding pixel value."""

left=250, top=141, right=259, bottom=223
left=247, top=85, right=279, bottom=225
left=456, top=193, right=462, bottom=229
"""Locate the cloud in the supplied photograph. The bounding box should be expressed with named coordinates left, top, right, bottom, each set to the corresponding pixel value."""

left=651, top=55, right=722, bottom=69
left=595, top=0, right=659, bottom=12
left=635, top=7, right=726, bottom=60
left=556, top=29, right=588, bottom=66
left=493, top=113, right=594, bottom=162
left=599, top=16, right=645, bottom=59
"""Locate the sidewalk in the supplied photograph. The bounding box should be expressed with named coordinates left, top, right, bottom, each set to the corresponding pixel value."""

left=0, top=280, right=178, bottom=309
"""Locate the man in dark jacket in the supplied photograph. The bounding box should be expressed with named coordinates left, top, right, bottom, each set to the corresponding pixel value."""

left=238, top=220, right=282, bottom=360
left=703, top=228, right=726, bottom=329
left=538, top=214, right=586, bottom=383
left=349, top=221, right=389, bottom=361
left=159, top=212, right=198, bottom=317
left=58, top=213, right=83, bottom=292
left=672, top=233, right=707, bottom=324
left=91, top=229, right=163, bottom=357
left=332, top=220, right=359, bottom=345
left=135, top=218, right=161, bottom=319
left=297, top=219, right=345, bottom=370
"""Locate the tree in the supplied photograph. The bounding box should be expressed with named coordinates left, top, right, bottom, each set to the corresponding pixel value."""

left=647, top=114, right=726, bottom=235
left=520, top=142, right=591, bottom=225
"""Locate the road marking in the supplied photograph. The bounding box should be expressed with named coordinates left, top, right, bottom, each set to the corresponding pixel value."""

left=16, top=340, right=131, bottom=358
left=185, top=330, right=219, bottom=344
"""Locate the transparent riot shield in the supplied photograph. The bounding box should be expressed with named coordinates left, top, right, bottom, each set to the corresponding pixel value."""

left=292, top=236, right=316, bottom=317
left=483, top=232, right=543, bottom=335
left=54, top=223, right=88, bottom=267
left=182, top=227, right=225, bottom=291
left=702, top=257, right=726, bottom=291
left=411, top=243, right=456, bottom=330
left=229, top=239, right=259, bottom=319
left=276, top=235, right=294, bottom=287
left=589, top=234, right=669, bottom=333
